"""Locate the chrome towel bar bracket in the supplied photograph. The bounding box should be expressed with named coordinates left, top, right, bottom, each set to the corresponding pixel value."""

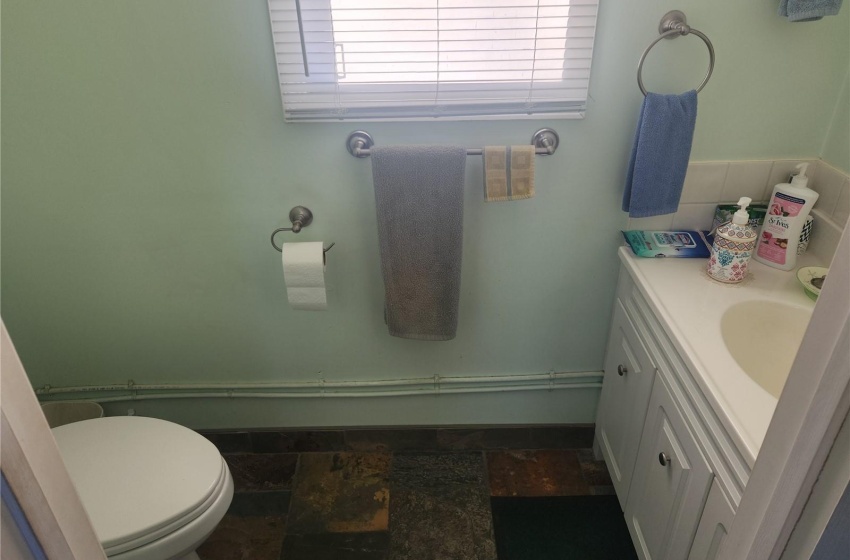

left=346, top=128, right=560, bottom=158
left=637, top=10, right=715, bottom=96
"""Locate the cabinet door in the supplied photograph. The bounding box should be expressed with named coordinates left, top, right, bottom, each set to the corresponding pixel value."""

left=687, top=480, right=735, bottom=560
left=595, top=299, right=656, bottom=509
left=625, top=374, right=712, bottom=560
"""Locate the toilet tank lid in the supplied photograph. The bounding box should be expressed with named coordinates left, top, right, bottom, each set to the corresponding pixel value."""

left=52, top=416, right=225, bottom=551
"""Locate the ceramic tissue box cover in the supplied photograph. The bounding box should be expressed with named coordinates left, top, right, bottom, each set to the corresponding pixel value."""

left=797, top=215, right=813, bottom=255
left=712, top=204, right=767, bottom=231
left=707, top=224, right=756, bottom=283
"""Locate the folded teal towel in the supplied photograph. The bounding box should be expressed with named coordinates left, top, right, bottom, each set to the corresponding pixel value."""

left=622, top=91, right=698, bottom=218
left=779, top=0, right=843, bottom=21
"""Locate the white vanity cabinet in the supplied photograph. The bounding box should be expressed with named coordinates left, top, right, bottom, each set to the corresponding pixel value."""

left=624, top=373, right=712, bottom=560
left=596, top=278, right=657, bottom=508
left=595, top=263, right=751, bottom=560
left=687, top=480, right=736, bottom=560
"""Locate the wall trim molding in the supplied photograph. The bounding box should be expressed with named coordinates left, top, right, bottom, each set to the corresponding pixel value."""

left=35, top=371, right=603, bottom=403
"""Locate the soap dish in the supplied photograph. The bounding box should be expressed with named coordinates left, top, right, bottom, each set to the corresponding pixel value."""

left=796, top=266, right=828, bottom=301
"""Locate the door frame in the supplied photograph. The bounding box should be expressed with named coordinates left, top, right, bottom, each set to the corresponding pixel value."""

left=1, top=322, right=106, bottom=559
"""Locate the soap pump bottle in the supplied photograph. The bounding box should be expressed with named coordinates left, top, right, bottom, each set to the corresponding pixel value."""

left=753, top=163, right=819, bottom=271
left=707, top=197, right=757, bottom=284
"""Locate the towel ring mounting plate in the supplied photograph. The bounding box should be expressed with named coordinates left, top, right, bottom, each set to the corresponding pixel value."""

left=637, top=10, right=715, bottom=96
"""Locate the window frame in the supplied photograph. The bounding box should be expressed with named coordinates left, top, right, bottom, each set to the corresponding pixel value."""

left=270, top=0, right=599, bottom=121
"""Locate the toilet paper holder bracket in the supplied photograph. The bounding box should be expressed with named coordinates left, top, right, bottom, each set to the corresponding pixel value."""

left=271, top=206, right=335, bottom=257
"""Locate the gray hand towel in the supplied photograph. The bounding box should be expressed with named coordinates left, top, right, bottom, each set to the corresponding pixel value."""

left=371, top=145, right=467, bottom=340
left=779, top=0, right=843, bottom=21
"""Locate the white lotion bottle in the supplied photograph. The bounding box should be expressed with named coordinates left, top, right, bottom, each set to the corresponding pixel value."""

left=753, top=163, right=819, bottom=271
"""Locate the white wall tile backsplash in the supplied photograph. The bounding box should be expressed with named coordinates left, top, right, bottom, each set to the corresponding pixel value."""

left=671, top=203, right=716, bottom=230
left=766, top=160, right=818, bottom=197
left=814, top=162, right=850, bottom=222
left=625, top=159, right=849, bottom=263
left=809, top=209, right=844, bottom=266
left=679, top=162, right=729, bottom=204
left=720, top=161, right=772, bottom=203
left=809, top=161, right=850, bottom=264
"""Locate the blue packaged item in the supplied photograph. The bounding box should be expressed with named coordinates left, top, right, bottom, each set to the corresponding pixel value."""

left=622, top=230, right=712, bottom=258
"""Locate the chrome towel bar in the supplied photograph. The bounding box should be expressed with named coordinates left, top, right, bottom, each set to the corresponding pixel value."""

left=637, top=10, right=715, bottom=96
left=346, top=129, right=560, bottom=158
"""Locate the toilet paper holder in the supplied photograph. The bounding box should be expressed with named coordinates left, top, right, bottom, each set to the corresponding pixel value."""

left=270, top=206, right=335, bottom=256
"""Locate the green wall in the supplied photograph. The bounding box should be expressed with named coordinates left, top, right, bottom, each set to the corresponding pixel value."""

left=2, top=1, right=848, bottom=427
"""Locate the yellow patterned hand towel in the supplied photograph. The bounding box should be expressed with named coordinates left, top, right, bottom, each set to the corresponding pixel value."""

left=483, top=145, right=535, bottom=201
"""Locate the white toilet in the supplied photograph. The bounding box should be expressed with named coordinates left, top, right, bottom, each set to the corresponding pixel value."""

left=51, top=416, right=233, bottom=560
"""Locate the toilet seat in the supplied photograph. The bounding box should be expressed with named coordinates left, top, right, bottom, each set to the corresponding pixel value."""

left=101, top=459, right=229, bottom=557
left=52, top=416, right=228, bottom=556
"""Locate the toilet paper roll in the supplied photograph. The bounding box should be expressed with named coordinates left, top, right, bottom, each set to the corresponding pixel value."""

left=282, top=242, right=327, bottom=311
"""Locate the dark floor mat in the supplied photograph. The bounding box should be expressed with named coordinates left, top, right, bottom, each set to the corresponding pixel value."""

left=491, top=495, right=638, bottom=560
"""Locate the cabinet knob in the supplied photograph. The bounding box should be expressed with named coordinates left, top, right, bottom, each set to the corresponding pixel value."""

left=658, top=452, right=671, bottom=466
left=617, top=364, right=628, bottom=376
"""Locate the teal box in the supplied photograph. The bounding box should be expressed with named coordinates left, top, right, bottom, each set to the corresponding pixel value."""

left=622, top=230, right=712, bottom=258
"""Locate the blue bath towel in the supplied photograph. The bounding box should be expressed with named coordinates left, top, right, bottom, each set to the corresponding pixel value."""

left=622, top=91, right=697, bottom=218
left=779, top=0, right=843, bottom=21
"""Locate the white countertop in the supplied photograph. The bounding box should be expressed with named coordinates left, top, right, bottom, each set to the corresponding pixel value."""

left=618, top=246, right=820, bottom=466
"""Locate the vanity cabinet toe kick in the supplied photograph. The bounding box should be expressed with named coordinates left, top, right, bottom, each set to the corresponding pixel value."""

left=595, top=266, right=748, bottom=560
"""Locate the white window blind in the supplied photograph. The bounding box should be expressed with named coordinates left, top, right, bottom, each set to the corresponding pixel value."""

left=268, top=0, right=599, bottom=121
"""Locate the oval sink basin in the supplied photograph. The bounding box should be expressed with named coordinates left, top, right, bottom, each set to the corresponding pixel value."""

left=721, top=301, right=813, bottom=398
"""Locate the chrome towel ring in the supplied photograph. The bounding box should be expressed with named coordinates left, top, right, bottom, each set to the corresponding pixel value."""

left=637, top=10, right=715, bottom=96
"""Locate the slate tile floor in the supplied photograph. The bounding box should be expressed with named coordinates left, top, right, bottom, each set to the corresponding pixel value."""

left=197, top=426, right=634, bottom=560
